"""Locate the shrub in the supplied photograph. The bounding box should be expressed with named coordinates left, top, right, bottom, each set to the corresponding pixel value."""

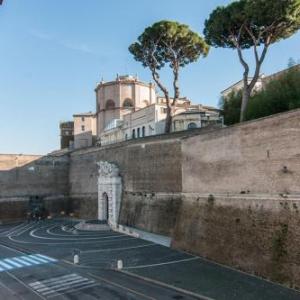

left=221, top=66, right=300, bottom=125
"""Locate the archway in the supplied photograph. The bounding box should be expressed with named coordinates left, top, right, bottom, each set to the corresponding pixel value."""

left=102, top=192, right=109, bottom=221
left=97, top=161, right=122, bottom=228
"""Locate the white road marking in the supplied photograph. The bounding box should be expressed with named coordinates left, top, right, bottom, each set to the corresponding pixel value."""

left=4, top=271, right=47, bottom=300
left=10, top=223, right=36, bottom=237
left=0, top=254, right=57, bottom=272
left=0, top=260, right=14, bottom=270
left=46, top=283, right=98, bottom=299
left=30, top=273, right=96, bottom=298
left=81, top=243, right=157, bottom=253
left=35, top=254, right=57, bottom=262
left=9, top=234, right=135, bottom=245
left=0, top=222, right=25, bottom=236
left=124, top=257, right=199, bottom=269
left=30, top=228, right=124, bottom=241
left=4, top=258, right=23, bottom=268
left=88, top=273, right=156, bottom=300
left=12, top=257, right=32, bottom=266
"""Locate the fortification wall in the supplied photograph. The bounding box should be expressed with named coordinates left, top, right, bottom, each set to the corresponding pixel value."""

left=0, top=154, right=70, bottom=222
left=69, top=138, right=182, bottom=219
left=172, top=194, right=300, bottom=288
left=1, top=109, right=300, bottom=287
left=182, top=109, right=300, bottom=195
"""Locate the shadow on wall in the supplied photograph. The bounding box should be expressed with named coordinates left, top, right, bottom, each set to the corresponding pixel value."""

left=0, top=154, right=71, bottom=223
left=73, top=131, right=97, bottom=150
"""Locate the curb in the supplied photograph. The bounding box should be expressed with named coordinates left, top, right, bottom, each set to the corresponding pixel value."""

left=117, top=269, right=214, bottom=300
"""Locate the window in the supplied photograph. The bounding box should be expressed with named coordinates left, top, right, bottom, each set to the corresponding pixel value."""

left=123, top=98, right=133, bottom=108
left=187, top=122, right=197, bottom=130
left=65, top=131, right=69, bottom=135
left=132, top=129, right=135, bottom=139
left=137, top=128, right=140, bottom=138
left=160, top=107, right=167, bottom=114
left=81, top=117, right=85, bottom=122
left=81, top=125, right=85, bottom=132
left=105, top=99, right=116, bottom=110
left=142, top=126, right=145, bottom=137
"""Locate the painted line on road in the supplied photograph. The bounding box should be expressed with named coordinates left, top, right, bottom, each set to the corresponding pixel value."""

left=4, top=271, right=47, bottom=300
left=88, top=273, right=156, bottom=300
left=46, top=225, right=106, bottom=237
left=119, top=269, right=215, bottom=300
left=0, top=254, right=57, bottom=272
left=81, top=243, right=157, bottom=254
left=9, top=234, right=135, bottom=245
left=29, top=273, right=97, bottom=298
left=124, top=257, right=199, bottom=269
left=10, top=223, right=37, bottom=237
left=0, top=222, right=25, bottom=236
left=30, top=228, right=125, bottom=241
left=47, top=283, right=98, bottom=299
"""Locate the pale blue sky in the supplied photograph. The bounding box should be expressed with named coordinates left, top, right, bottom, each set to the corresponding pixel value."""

left=0, top=0, right=299, bottom=154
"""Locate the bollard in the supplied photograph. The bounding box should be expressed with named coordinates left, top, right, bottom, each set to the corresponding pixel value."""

left=117, top=259, right=123, bottom=270
left=74, top=254, right=79, bottom=264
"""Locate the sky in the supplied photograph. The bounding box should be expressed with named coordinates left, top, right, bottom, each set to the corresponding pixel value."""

left=0, top=0, right=299, bottom=155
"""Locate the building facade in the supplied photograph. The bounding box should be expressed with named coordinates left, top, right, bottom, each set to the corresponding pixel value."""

left=62, top=74, right=223, bottom=148
left=221, top=64, right=300, bottom=99
left=96, top=76, right=223, bottom=146
left=60, top=121, right=74, bottom=149
left=95, top=75, right=156, bottom=137
left=73, top=112, right=97, bottom=149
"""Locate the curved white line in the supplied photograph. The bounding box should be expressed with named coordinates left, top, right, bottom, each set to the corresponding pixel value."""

left=81, top=243, right=157, bottom=254
left=29, top=228, right=124, bottom=241
left=46, top=225, right=109, bottom=237
left=124, top=257, right=199, bottom=269
left=8, top=234, right=135, bottom=245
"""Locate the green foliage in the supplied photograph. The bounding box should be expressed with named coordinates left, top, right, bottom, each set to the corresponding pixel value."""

left=245, top=67, right=300, bottom=120
left=129, top=20, right=209, bottom=71
left=221, top=66, right=300, bottom=125
left=220, top=91, right=242, bottom=125
left=204, top=0, right=300, bottom=49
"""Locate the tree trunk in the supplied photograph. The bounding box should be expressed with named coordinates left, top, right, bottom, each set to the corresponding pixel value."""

left=240, top=87, right=251, bottom=122
left=151, top=70, right=172, bottom=133
left=164, top=106, right=172, bottom=133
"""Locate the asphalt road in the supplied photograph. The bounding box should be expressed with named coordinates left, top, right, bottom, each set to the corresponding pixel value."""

left=0, top=220, right=204, bottom=300
left=0, top=219, right=299, bottom=300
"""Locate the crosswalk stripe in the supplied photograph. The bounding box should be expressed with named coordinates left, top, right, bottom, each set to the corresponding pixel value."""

left=47, top=283, right=98, bottom=299
left=4, top=258, right=23, bottom=268
left=29, top=273, right=97, bottom=297
left=37, top=278, right=90, bottom=293
left=29, top=274, right=79, bottom=286
left=0, top=254, right=57, bottom=272
left=34, top=275, right=83, bottom=290
left=28, top=255, right=50, bottom=263
left=19, top=256, right=41, bottom=265
left=0, top=261, right=13, bottom=270
left=35, top=254, right=57, bottom=262
left=42, top=279, right=95, bottom=296
left=12, top=257, right=32, bottom=266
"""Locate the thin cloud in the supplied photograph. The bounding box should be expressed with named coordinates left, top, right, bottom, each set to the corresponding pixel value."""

left=60, top=41, right=94, bottom=54
left=28, top=29, right=94, bottom=55
left=29, top=30, right=53, bottom=41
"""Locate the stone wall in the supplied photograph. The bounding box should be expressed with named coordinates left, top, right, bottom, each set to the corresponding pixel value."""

left=0, top=154, right=70, bottom=222
left=172, top=194, right=300, bottom=289
left=182, top=109, right=300, bottom=195
left=69, top=138, right=182, bottom=219
left=1, top=109, right=300, bottom=287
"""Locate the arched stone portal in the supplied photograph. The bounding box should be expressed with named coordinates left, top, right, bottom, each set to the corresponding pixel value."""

left=97, top=161, right=122, bottom=228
